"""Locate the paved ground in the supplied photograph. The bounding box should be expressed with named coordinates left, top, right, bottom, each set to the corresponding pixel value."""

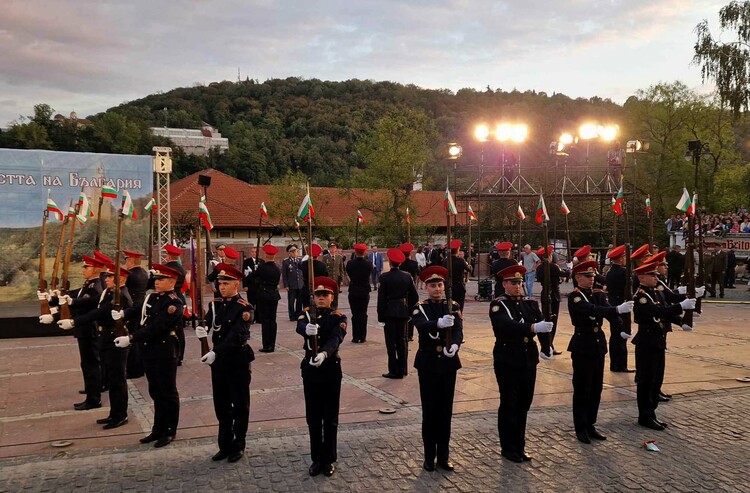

left=1, top=280, right=749, bottom=492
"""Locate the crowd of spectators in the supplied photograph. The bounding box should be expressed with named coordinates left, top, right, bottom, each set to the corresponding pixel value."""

left=665, top=206, right=750, bottom=237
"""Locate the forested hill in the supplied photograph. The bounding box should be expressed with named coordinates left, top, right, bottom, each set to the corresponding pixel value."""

left=108, top=77, right=625, bottom=185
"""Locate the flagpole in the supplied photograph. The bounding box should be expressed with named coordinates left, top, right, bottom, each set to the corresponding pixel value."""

left=695, top=194, right=704, bottom=315
left=306, top=208, right=318, bottom=356
left=647, top=195, right=654, bottom=247
left=38, top=195, right=51, bottom=316
left=256, top=209, right=262, bottom=260
left=147, top=207, right=155, bottom=269
left=195, top=221, right=210, bottom=356
left=94, top=193, right=104, bottom=251
left=445, top=206, right=453, bottom=349
left=622, top=178, right=631, bottom=245
left=407, top=210, right=411, bottom=244
left=50, top=206, right=70, bottom=292
left=517, top=202, right=523, bottom=262
left=355, top=216, right=360, bottom=245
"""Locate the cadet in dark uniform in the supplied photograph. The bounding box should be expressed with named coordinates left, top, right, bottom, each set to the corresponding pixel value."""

left=200, top=263, right=255, bottom=463
left=399, top=243, right=419, bottom=340
left=124, top=249, right=149, bottom=379
left=114, top=264, right=184, bottom=447
left=490, top=242, right=517, bottom=297
left=282, top=245, right=305, bottom=320
left=572, top=245, right=607, bottom=287
left=630, top=243, right=652, bottom=293
left=489, top=265, right=552, bottom=463
left=443, top=240, right=470, bottom=312
left=536, top=245, right=563, bottom=359
left=252, top=244, right=281, bottom=352
left=300, top=244, right=329, bottom=308
left=568, top=260, right=633, bottom=444
left=633, top=261, right=695, bottom=430
left=296, top=277, right=347, bottom=477
left=411, top=266, right=462, bottom=472
left=208, top=246, right=241, bottom=294
left=241, top=246, right=263, bottom=305
left=40, top=255, right=104, bottom=409
left=345, top=243, right=373, bottom=343
left=161, top=245, right=187, bottom=366
left=58, top=262, right=133, bottom=429
left=377, top=248, right=419, bottom=379
left=604, top=245, right=635, bottom=372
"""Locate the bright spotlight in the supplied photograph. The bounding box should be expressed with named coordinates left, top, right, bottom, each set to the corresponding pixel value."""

left=474, top=124, right=490, bottom=142
left=495, top=123, right=512, bottom=142
left=447, top=143, right=463, bottom=159
left=599, top=125, right=618, bottom=142
left=559, top=133, right=574, bottom=145
left=579, top=123, right=598, bottom=140
left=511, top=124, right=528, bottom=143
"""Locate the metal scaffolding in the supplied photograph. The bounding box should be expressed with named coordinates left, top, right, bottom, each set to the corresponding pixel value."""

left=152, top=147, right=173, bottom=263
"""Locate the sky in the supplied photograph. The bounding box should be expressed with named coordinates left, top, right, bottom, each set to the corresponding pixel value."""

left=0, top=0, right=727, bottom=126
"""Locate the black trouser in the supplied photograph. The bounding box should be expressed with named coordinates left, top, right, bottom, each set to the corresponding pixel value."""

left=99, top=344, right=129, bottom=421
left=667, top=271, right=682, bottom=290
left=418, top=371, right=457, bottom=462
left=725, top=268, right=735, bottom=287
left=571, top=352, right=605, bottom=432
left=453, top=287, right=466, bottom=313
left=348, top=292, right=369, bottom=342
left=77, top=336, right=101, bottom=404
left=710, top=272, right=725, bottom=296
left=635, top=346, right=665, bottom=421
left=288, top=288, right=304, bottom=319
left=609, top=314, right=630, bottom=371
left=303, top=376, right=342, bottom=465
left=144, top=356, right=180, bottom=438
left=494, top=364, right=536, bottom=456
left=383, top=318, right=408, bottom=376
left=176, top=325, right=185, bottom=363
left=537, top=299, right=560, bottom=355
left=258, top=298, right=279, bottom=350
left=211, top=352, right=251, bottom=453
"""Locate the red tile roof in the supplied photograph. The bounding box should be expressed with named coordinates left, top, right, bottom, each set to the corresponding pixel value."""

left=170, top=169, right=468, bottom=229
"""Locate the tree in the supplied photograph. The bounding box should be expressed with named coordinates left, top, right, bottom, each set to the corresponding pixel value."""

left=693, top=1, right=750, bottom=117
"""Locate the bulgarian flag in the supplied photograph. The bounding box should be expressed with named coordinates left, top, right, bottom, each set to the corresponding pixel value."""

left=199, top=195, right=213, bottom=231
left=691, top=192, right=697, bottom=216
left=102, top=185, right=118, bottom=199
left=144, top=197, right=156, bottom=212
left=517, top=203, right=526, bottom=220
left=46, top=193, right=63, bottom=221
left=121, top=190, right=136, bottom=218
left=67, top=204, right=76, bottom=218
left=76, top=194, right=91, bottom=225
left=645, top=195, right=652, bottom=217
left=467, top=204, right=477, bottom=221
left=611, top=182, right=624, bottom=215
left=405, top=207, right=411, bottom=224
left=444, top=183, right=457, bottom=216
left=676, top=187, right=693, bottom=215
left=357, top=209, right=366, bottom=224
left=297, top=185, right=315, bottom=222
left=561, top=199, right=571, bottom=215
left=260, top=202, right=269, bottom=217
left=535, top=194, right=549, bottom=224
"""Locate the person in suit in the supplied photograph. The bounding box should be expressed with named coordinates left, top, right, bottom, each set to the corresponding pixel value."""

left=369, top=245, right=384, bottom=290
left=377, top=248, right=418, bottom=379
left=411, top=266, right=463, bottom=472
left=345, top=243, right=373, bottom=343
left=709, top=246, right=728, bottom=298
left=296, top=276, right=347, bottom=478
left=251, top=245, right=281, bottom=353
left=241, top=245, right=264, bottom=305
left=665, top=245, right=684, bottom=290
left=123, top=249, right=149, bottom=379
left=301, top=244, right=329, bottom=308
left=568, top=260, right=633, bottom=444
left=489, top=264, right=552, bottom=463
left=282, top=245, right=305, bottom=320
left=113, top=263, right=184, bottom=448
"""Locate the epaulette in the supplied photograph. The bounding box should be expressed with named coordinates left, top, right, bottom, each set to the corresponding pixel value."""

left=451, top=300, right=460, bottom=307
left=572, top=288, right=580, bottom=293
left=417, top=300, right=427, bottom=305
left=237, top=298, right=250, bottom=306
left=213, top=297, right=222, bottom=302
left=169, top=293, right=179, bottom=300
left=592, top=288, right=607, bottom=294
left=303, top=306, right=310, bottom=312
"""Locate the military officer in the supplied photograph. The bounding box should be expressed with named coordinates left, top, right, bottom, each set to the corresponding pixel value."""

left=322, top=242, right=345, bottom=309
left=241, top=245, right=263, bottom=305
left=345, top=243, right=373, bottom=343
left=161, top=244, right=187, bottom=365
left=208, top=246, right=241, bottom=294
left=568, top=260, right=633, bottom=443
left=411, top=266, right=463, bottom=472
left=489, top=265, right=552, bottom=463
left=377, top=248, right=419, bottom=379
left=399, top=243, right=419, bottom=282
left=282, top=245, right=305, bottom=320
left=300, top=244, right=329, bottom=308
left=536, top=245, right=563, bottom=359
left=604, top=245, right=635, bottom=373
left=252, top=244, right=281, bottom=352
left=572, top=245, right=606, bottom=288
left=443, top=240, right=470, bottom=312
left=123, top=249, right=149, bottom=379
left=490, top=242, right=517, bottom=297
left=113, top=263, right=184, bottom=447
left=199, top=263, right=255, bottom=463
left=296, top=277, right=347, bottom=477
left=632, top=262, right=695, bottom=430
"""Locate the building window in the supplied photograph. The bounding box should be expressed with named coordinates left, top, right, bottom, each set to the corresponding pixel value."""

left=218, top=230, right=232, bottom=238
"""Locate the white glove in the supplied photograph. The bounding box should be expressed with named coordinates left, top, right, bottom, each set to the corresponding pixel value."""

left=677, top=286, right=687, bottom=295
left=533, top=321, right=554, bottom=333
left=39, top=314, right=54, bottom=324
left=51, top=289, right=61, bottom=297
left=620, top=331, right=633, bottom=340
left=111, top=309, right=124, bottom=321
left=195, top=326, right=208, bottom=339
left=680, top=298, right=697, bottom=310
left=437, top=315, right=455, bottom=329
left=305, top=323, right=319, bottom=336
left=681, top=324, right=693, bottom=331
left=36, top=291, right=49, bottom=301
left=695, top=286, right=706, bottom=297
left=57, top=319, right=74, bottom=330
left=566, top=262, right=573, bottom=270
left=201, top=350, right=216, bottom=365
left=617, top=301, right=634, bottom=314
left=50, top=306, right=59, bottom=315
left=309, top=352, right=327, bottom=367
left=149, top=269, right=158, bottom=277
left=114, top=336, right=130, bottom=348
left=58, top=295, right=72, bottom=306
left=244, top=266, right=252, bottom=277
left=443, top=344, right=459, bottom=358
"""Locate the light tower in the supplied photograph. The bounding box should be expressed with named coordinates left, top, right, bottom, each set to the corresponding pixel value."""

left=152, top=146, right=173, bottom=263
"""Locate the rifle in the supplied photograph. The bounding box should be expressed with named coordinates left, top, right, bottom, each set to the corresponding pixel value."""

left=682, top=210, right=697, bottom=327
left=112, top=207, right=128, bottom=338
left=622, top=243, right=634, bottom=334
left=195, top=224, right=210, bottom=356
left=59, top=196, right=82, bottom=321
left=51, top=207, right=70, bottom=292
left=695, top=205, right=705, bottom=314
left=445, top=206, right=453, bottom=348
left=306, top=217, right=318, bottom=355
left=94, top=194, right=104, bottom=251
left=255, top=210, right=262, bottom=261
left=39, top=199, right=51, bottom=316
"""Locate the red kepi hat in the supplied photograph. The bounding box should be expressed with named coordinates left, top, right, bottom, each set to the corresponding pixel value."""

left=164, top=244, right=183, bottom=256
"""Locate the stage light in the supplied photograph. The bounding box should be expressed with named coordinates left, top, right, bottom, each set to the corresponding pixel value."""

left=579, top=123, right=598, bottom=140
left=559, top=133, right=574, bottom=145
left=511, top=124, right=528, bottom=143
left=447, top=143, right=463, bottom=159
left=599, top=125, right=619, bottom=142
left=495, top=123, right=512, bottom=142
left=474, top=124, right=490, bottom=142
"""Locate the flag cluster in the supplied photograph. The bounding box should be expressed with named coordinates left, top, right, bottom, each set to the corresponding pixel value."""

left=535, top=194, right=549, bottom=224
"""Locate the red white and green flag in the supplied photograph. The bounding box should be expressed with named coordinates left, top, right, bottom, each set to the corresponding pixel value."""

left=297, top=185, right=315, bottom=222
left=676, top=187, right=693, bottom=215
left=517, top=203, right=526, bottom=220
left=645, top=196, right=651, bottom=217
left=467, top=204, right=477, bottom=221
left=46, top=192, right=63, bottom=221
left=102, top=185, right=118, bottom=199
left=121, top=190, right=136, bottom=218
left=199, top=195, right=213, bottom=231
left=535, top=194, right=549, bottom=224
left=561, top=199, right=571, bottom=215
left=444, top=183, right=457, bottom=216
left=406, top=207, right=411, bottom=224
left=691, top=192, right=697, bottom=216
left=76, top=194, right=91, bottom=225
left=260, top=202, right=269, bottom=217
left=144, top=197, right=156, bottom=212
left=611, top=183, right=624, bottom=215
left=357, top=209, right=366, bottom=224
left=67, top=204, right=76, bottom=218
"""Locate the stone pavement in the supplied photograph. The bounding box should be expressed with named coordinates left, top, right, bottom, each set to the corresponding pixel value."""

left=1, top=280, right=749, bottom=491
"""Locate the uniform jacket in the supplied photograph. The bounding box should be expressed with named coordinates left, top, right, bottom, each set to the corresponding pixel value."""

left=411, top=299, right=463, bottom=373
left=368, top=251, right=384, bottom=273
left=377, top=268, right=419, bottom=321
left=710, top=250, right=728, bottom=273
left=567, top=287, right=619, bottom=356
left=605, top=263, right=628, bottom=305
left=399, top=258, right=419, bottom=281
left=489, top=295, right=542, bottom=368
left=126, top=267, right=149, bottom=308
left=68, top=278, right=104, bottom=339
left=250, top=261, right=281, bottom=302
left=322, top=254, right=345, bottom=284
left=281, top=256, right=304, bottom=290
left=207, top=294, right=255, bottom=363
left=73, top=286, right=133, bottom=345
left=632, top=286, right=684, bottom=350
left=442, top=256, right=470, bottom=295
left=241, top=257, right=264, bottom=290
left=296, top=307, right=347, bottom=382
left=300, top=259, right=329, bottom=290
left=537, top=259, right=562, bottom=303
left=129, top=290, right=184, bottom=359
left=345, top=257, right=373, bottom=296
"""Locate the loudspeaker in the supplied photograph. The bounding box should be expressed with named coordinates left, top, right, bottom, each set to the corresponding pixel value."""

left=198, top=175, right=212, bottom=187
